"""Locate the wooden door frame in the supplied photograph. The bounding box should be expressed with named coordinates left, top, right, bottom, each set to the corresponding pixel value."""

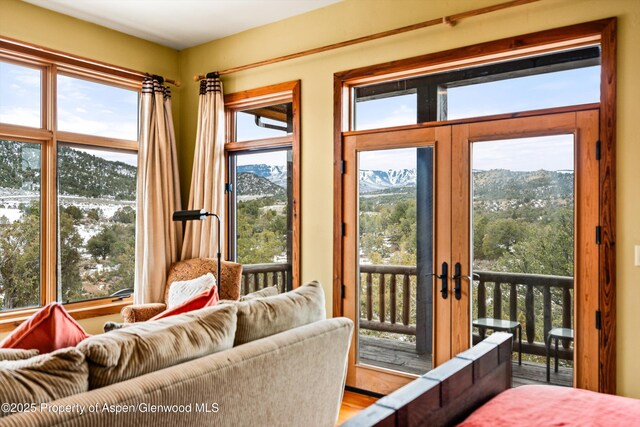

left=224, top=80, right=301, bottom=289
left=449, top=110, right=600, bottom=390
left=342, top=126, right=445, bottom=394
left=333, top=19, right=616, bottom=393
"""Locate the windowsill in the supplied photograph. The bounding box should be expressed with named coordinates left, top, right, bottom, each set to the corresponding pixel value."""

left=0, top=298, right=132, bottom=333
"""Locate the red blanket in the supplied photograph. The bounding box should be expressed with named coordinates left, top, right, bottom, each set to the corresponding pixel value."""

left=458, top=385, right=640, bottom=426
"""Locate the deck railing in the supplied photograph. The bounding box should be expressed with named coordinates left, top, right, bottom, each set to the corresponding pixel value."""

left=241, top=263, right=292, bottom=295
left=474, top=271, right=574, bottom=359
left=358, top=265, right=574, bottom=360
left=359, top=264, right=417, bottom=336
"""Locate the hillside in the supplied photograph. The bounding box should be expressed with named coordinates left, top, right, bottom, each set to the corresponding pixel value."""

left=473, top=169, right=573, bottom=201
left=237, top=172, right=285, bottom=196
left=359, top=169, right=416, bottom=193
left=0, top=140, right=136, bottom=200
left=238, top=164, right=288, bottom=187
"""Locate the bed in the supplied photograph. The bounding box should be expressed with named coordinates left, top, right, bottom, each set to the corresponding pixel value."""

left=340, top=332, right=640, bottom=426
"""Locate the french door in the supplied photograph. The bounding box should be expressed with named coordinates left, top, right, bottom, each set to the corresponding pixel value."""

left=341, top=109, right=600, bottom=394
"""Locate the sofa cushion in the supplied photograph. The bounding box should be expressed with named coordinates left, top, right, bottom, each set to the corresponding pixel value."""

left=167, top=272, right=217, bottom=309
left=0, top=348, right=88, bottom=418
left=234, top=281, right=326, bottom=346
left=0, top=302, right=89, bottom=353
left=78, top=304, right=237, bottom=389
left=0, top=348, right=39, bottom=361
left=240, top=286, right=279, bottom=301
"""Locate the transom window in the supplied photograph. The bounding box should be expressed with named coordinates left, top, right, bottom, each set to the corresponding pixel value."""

left=352, top=46, right=601, bottom=130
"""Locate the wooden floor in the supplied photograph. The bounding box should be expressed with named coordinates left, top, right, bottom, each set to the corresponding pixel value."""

left=359, top=335, right=572, bottom=386
left=337, top=391, right=378, bottom=425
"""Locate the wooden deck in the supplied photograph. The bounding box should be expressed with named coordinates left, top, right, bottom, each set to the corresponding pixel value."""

left=359, top=335, right=572, bottom=386
left=359, top=335, right=432, bottom=375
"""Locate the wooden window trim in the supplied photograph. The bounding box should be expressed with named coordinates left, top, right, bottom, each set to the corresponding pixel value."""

left=333, top=18, right=616, bottom=393
left=0, top=41, right=142, bottom=328
left=224, top=80, right=301, bottom=288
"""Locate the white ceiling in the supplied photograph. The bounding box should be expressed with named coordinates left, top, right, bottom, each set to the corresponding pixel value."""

left=23, top=0, right=342, bottom=50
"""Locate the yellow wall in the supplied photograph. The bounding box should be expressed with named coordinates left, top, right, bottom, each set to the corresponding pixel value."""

left=0, top=2, right=178, bottom=337
left=177, top=0, right=640, bottom=397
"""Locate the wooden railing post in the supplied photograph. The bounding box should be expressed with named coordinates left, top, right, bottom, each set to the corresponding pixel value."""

left=366, top=273, right=373, bottom=321
left=562, top=288, right=572, bottom=349
left=509, top=283, right=517, bottom=322
left=543, top=286, right=551, bottom=341
left=402, top=274, right=410, bottom=326
left=525, top=284, right=535, bottom=344
left=493, top=282, right=502, bottom=319
left=379, top=273, right=386, bottom=323
left=390, top=274, right=397, bottom=324
left=478, top=280, right=486, bottom=319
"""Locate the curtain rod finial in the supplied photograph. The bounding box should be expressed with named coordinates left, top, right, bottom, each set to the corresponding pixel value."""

left=193, top=74, right=205, bottom=82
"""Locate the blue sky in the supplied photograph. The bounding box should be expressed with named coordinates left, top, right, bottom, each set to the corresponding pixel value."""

left=2, top=59, right=598, bottom=172
left=356, top=66, right=599, bottom=171
left=1, top=61, right=138, bottom=166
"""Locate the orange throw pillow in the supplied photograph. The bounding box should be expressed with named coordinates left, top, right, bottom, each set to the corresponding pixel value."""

left=151, top=284, right=219, bottom=321
left=0, top=302, right=89, bottom=354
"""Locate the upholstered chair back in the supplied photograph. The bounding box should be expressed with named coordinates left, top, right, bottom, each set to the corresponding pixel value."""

left=165, top=258, right=242, bottom=302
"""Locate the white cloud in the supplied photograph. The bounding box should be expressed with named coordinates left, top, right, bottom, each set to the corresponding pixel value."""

left=0, top=106, right=40, bottom=127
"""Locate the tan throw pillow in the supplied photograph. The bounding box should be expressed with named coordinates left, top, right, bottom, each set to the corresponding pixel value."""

left=0, top=348, right=39, bottom=361
left=0, top=348, right=88, bottom=418
left=240, top=286, right=279, bottom=301
left=78, top=304, right=237, bottom=389
left=167, top=272, right=217, bottom=309
left=234, top=280, right=326, bottom=346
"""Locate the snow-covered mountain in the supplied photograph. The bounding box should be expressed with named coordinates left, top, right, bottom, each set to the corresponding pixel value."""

left=359, top=169, right=416, bottom=193
left=238, top=164, right=288, bottom=188
left=237, top=163, right=417, bottom=194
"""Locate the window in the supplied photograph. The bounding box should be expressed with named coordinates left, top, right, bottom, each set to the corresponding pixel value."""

left=0, top=61, right=41, bottom=128
left=225, top=81, right=300, bottom=295
left=57, top=144, right=137, bottom=304
left=0, top=139, right=41, bottom=311
left=352, top=46, right=601, bottom=130
left=0, top=44, right=139, bottom=325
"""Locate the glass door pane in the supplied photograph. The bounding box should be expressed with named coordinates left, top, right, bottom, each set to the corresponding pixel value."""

left=229, top=149, right=293, bottom=294
left=357, top=147, right=433, bottom=375
left=471, top=135, right=575, bottom=387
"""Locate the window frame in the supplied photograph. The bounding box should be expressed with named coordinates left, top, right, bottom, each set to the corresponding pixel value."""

left=224, top=80, right=301, bottom=289
left=0, top=37, right=141, bottom=330
left=333, top=18, right=616, bottom=393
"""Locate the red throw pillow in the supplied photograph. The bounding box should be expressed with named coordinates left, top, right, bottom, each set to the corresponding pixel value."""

left=0, top=302, right=89, bottom=354
left=150, top=284, right=219, bottom=321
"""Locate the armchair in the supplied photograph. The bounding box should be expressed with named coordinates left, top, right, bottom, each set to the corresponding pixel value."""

left=122, top=258, right=243, bottom=323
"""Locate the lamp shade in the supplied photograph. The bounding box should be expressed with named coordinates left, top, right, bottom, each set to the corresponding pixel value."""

left=172, top=209, right=209, bottom=221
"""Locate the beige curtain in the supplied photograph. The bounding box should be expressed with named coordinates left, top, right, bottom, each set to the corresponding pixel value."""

left=135, top=77, right=182, bottom=304
left=181, top=76, right=225, bottom=260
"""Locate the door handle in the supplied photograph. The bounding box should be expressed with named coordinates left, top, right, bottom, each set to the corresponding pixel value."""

left=452, top=262, right=462, bottom=300
left=451, top=264, right=479, bottom=300
left=436, top=262, right=448, bottom=299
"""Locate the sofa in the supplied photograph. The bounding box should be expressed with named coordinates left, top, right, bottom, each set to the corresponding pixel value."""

left=0, top=282, right=353, bottom=427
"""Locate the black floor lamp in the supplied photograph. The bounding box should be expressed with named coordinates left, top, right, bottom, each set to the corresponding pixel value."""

left=173, top=209, right=222, bottom=290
